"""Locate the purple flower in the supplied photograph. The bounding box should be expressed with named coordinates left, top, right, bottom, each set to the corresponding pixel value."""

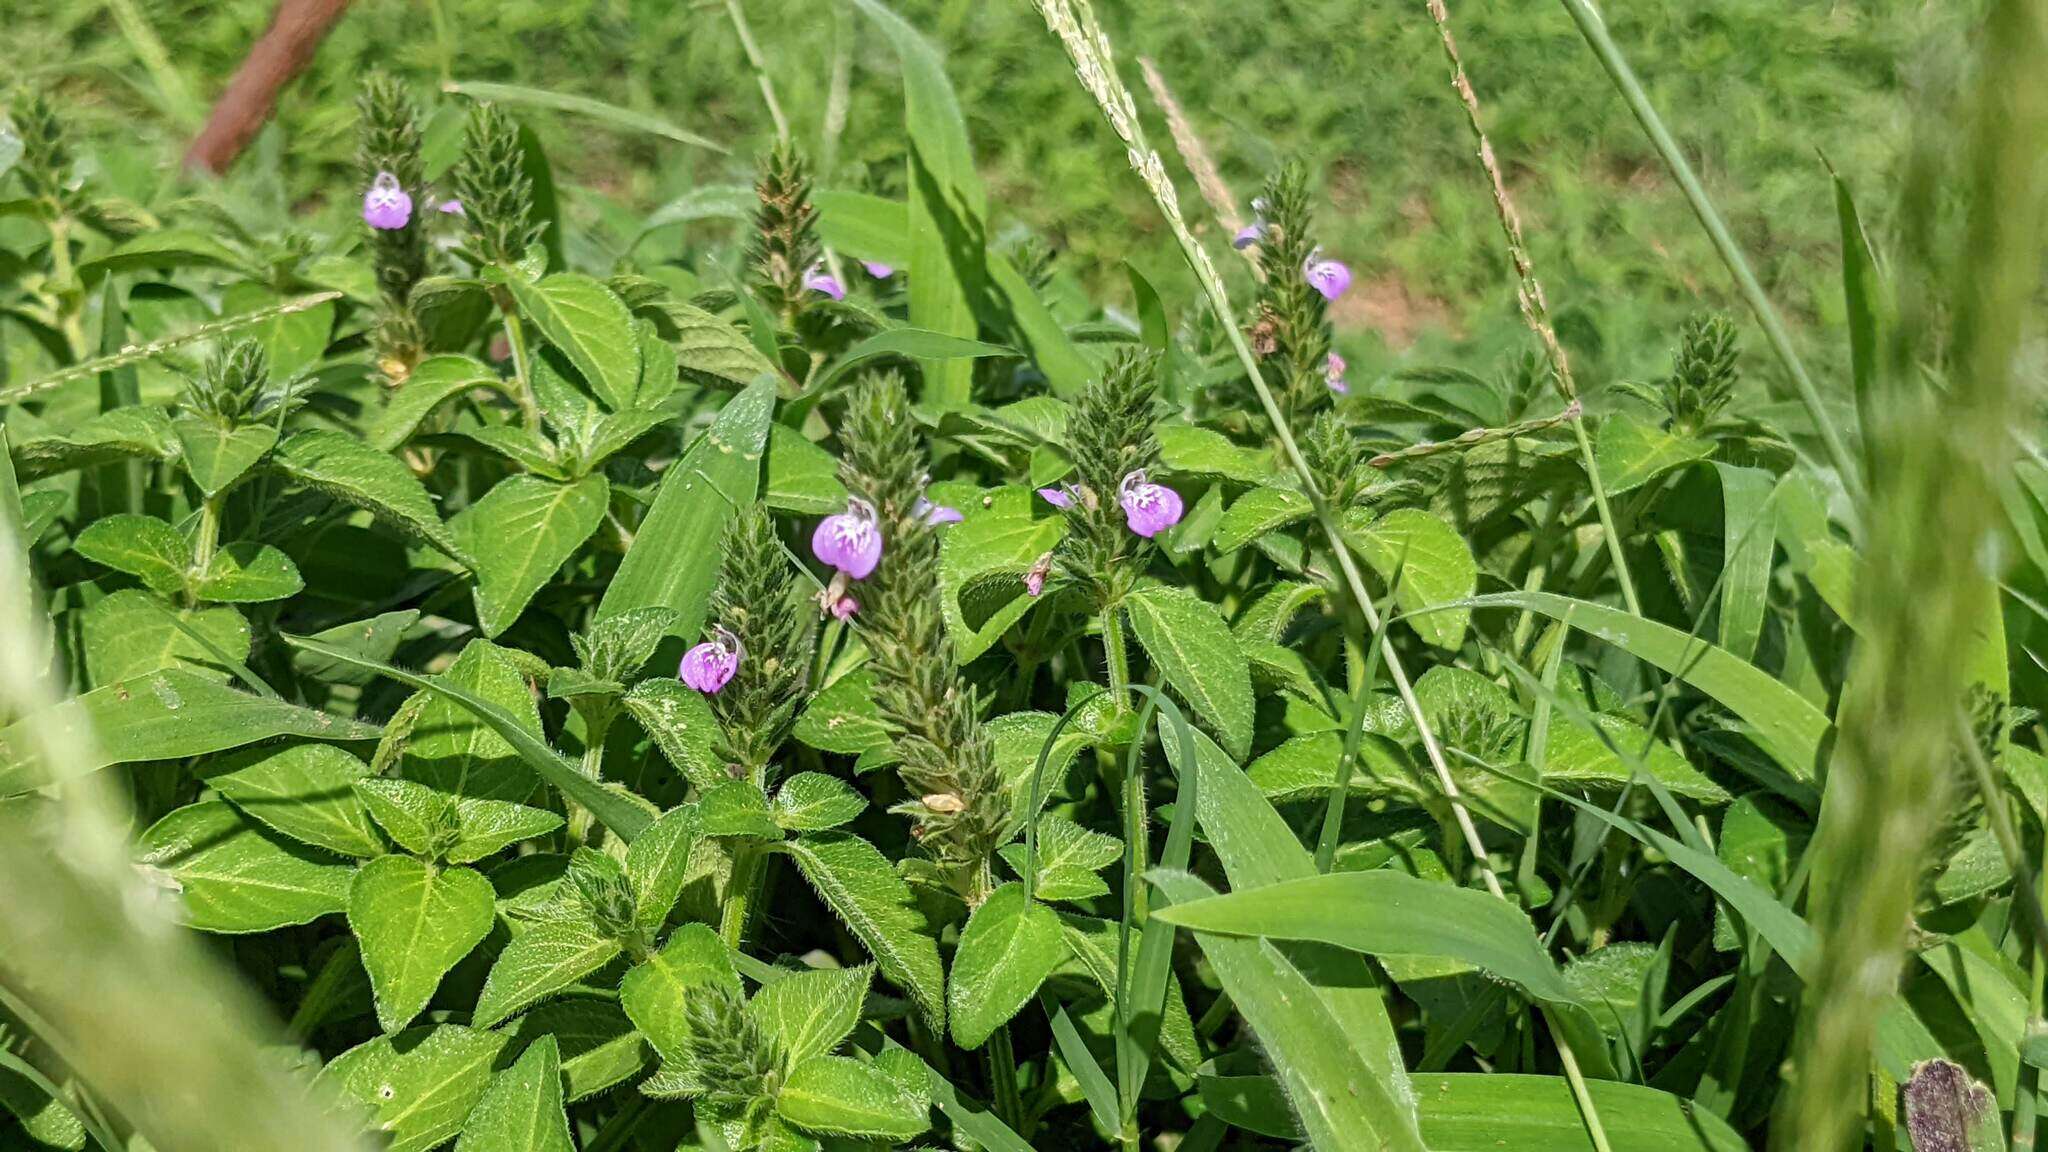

left=812, top=496, right=882, bottom=579
left=1304, top=248, right=1352, bottom=301
left=1232, top=222, right=1265, bottom=250
left=679, top=626, right=742, bottom=694
left=1325, top=352, right=1350, bottom=395
left=1119, top=470, right=1184, bottom=538
left=862, top=261, right=894, bottom=279
left=1037, top=486, right=1075, bottom=510
left=437, top=198, right=465, bottom=216
left=915, top=497, right=963, bottom=526
left=362, top=171, right=413, bottom=231
left=803, top=262, right=846, bottom=301
left=1024, top=552, right=1054, bottom=598
left=829, top=594, right=860, bottom=620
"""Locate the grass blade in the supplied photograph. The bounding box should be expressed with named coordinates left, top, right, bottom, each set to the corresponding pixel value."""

left=441, top=80, right=726, bottom=152
left=0, top=293, right=342, bottom=405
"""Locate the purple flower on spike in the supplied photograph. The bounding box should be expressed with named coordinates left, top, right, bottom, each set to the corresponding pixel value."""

left=1037, top=486, right=1075, bottom=510
left=679, top=626, right=742, bottom=694
left=1024, top=552, right=1054, bottom=598
left=362, top=171, right=413, bottom=231
left=1119, top=470, right=1184, bottom=538
left=1304, top=248, right=1352, bottom=301
left=1232, top=222, right=1265, bottom=250
left=812, top=496, right=883, bottom=579
left=803, top=262, right=846, bottom=301
left=437, top=198, right=465, bottom=217
left=829, top=594, right=860, bottom=620
left=863, top=261, right=894, bottom=279
left=915, top=497, right=963, bottom=526
left=1326, top=352, right=1350, bottom=395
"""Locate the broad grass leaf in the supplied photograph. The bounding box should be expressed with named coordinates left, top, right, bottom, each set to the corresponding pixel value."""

left=72, top=513, right=188, bottom=593
left=82, top=591, right=249, bottom=685
left=456, top=474, right=609, bottom=637
left=316, top=1025, right=508, bottom=1152
left=504, top=273, right=641, bottom=410
left=598, top=379, right=773, bottom=635
left=0, top=668, right=379, bottom=796
left=816, top=328, right=1012, bottom=390
left=1594, top=410, right=1716, bottom=494
left=988, top=250, right=1091, bottom=396
left=394, top=639, right=542, bottom=802
left=195, top=541, right=303, bottom=603
left=1345, top=507, right=1477, bottom=650
left=172, top=417, right=275, bottom=499
left=785, top=832, right=945, bottom=1031
left=776, top=1054, right=930, bottom=1141
left=947, top=882, right=1065, bottom=1048
left=772, top=773, right=867, bottom=831
left=287, top=610, right=420, bottom=687
left=750, top=965, right=869, bottom=1065
left=135, top=800, right=352, bottom=933
left=453, top=1033, right=573, bottom=1152
left=619, top=923, right=738, bottom=1069
left=815, top=190, right=909, bottom=266
left=349, top=856, right=495, bottom=1032
left=764, top=424, right=847, bottom=515
left=1150, top=870, right=1428, bottom=1152
left=372, top=354, right=503, bottom=451
left=1125, top=584, right=1254, bottom=760
left=444, top=80, right=725, bottom=152
left=473, top=916, right=623, bottom=1028
left=198, top=743, right=384, bottom=858
left=1716, top=463, right=1775, bottom=661
left=274, top=429, right=467, bottom=562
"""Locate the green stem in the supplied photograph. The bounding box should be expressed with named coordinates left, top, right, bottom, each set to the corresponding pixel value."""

left=568, top=710, right=614, bottom=846
left=1101, top=604, right=1131, bottom=713
left=44, top=215, right=87, bottom=360
left=985, top=1025, right=1025, bottom=1134
left=1570, top=416, right=1642, bottom=616
left=496, top=298, right=542, bottom=430
left=725, top=0, right=790, bottom=144
left=721, top=845, right=765, bottom=949
left=190, top=493, right=224, bottom=594
left=1554, top=0, right=1863, bottom=510
left=1314, top=621, right=1385, bottom=872
left=1546, top=1010, right=1615, bottom=1152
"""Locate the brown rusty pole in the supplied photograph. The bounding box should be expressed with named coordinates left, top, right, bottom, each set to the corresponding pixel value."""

left=183, top=0, right=353, bottom=175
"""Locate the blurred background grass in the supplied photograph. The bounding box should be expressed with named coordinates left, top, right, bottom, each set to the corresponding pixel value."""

left=6, top=0, right=1976, bottom=387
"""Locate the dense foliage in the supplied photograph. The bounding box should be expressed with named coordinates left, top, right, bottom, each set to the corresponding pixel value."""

left=1, top=3, right=2044, bottom=1152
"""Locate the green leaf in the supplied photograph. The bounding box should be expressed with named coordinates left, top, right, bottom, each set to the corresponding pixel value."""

left=619, top=923, right=738, bottom=1068
left=0, top=293, right=341, bottom=406
left=0, top=668, right=379, bottom=797
left=1832, top=162, right=1885, bottom=475
left=81, top=591, right=249, bottom=685
left=700, top=779, right=782, bottom=840
left=456, top=474, right=609, bottom=637
left=1213, top=486, right=1311, bottom=554
left=773, top=772, right=868, bottom=831
left=947, top=882, right=1066, bottom=1048
left=1715, top=463, right=1774, bottom=661
left=77, top=229, right=243, bottom=279
left=352, top=777, right=447, bottom=855
left=624, top=803, right=701, bottom=934
left=393, top=639, right=543, bottom=803
left=936, top=488, right=1063, bottom=661
left=504, top=273, right=642, bottom=410
left=350, top=855, right=496, bottom=1032
left=474, top=916, right=624, bottom=1028
left=135, top=800, right=352, bottom=933
left=776, top=1055, right=930, bottom=1142
left=785, top=832, right=945, bottom=1031
left=626, top=292, right=779, bottom=390
left=221, top=282, right=335, bottom=382
left=195, top=541, right=303, bottom=603
left=1594, top=411, right=1716, bottom=495
left=622, top=677, right=724, bottom=791
left=1346, top=507, right=1478, bottom=650
left=1158, top=425, right=1271, bottom=484
left=444, top=80, right=726, bottom=152
left=172, top=417, right=275, bottom=499
left=498, top=999, right=651, bottom=1102
left=988, top=251, right=1091, bottom=397
left=198, top=743, right=384, bottom=858
left=443, top=795, right=565, bottom=863
left=750, top=965, right=869, bottom=1065
left=1457, top=590, right=1830, bottom=781
left=274, top=428, right=467, bottom=562
left=454, top=1033, right=573, bottom=1152
left=11, top=405, right=177, bottom=481
left=1125, top=584, right=1255, bottom=760
left=764, top=425, right=847, bottom=515
left=817, top=329, right=1013, bottom=390
left=1153, top=869, right=1578, bottom=1005
left=792, top=671, right=892, bottom=758
left=373, top=355, right=503, bottom=451
left=815, top=190, right=909, bottom=266
left=998, top=814, right=1121, bottom=902
left=72, top=513, right=189, bottom=594
left=316, top=1025, right=508, bottom=1152
left=289, top=610, right=421, bottom=687
left=281, top=636, right=653, bottom=842
left=598, top=379, right=773, bottom=636
left=1149, top=869, right=1429, bottom=1152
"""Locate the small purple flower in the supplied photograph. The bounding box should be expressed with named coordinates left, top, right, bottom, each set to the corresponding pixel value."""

left=437, top=198, right=465, bottom=217
left=1037, top=486, right=1075, bottom=510
left=829, top=594, right=860, bottom=620
left=679, top=626, right=742, bottom=694
left=1326, top=352, right=1350, bottom=396
left=1304, top=248, right=1352, bottom=301
left=362, top=171, right=413, bottom=231
left=1024, top=552, right=1054, bottom=598
left=812, top=496, right=882, bottom=579
left=1232, top=222, right=1265, bottom=250
left=915, top=497, right=964, bottom=526
left=803, top=262, right=846, bottom=301
left=1119, top=470, right=1184, bottom=538
left=862, top=261, right=894, bottom=279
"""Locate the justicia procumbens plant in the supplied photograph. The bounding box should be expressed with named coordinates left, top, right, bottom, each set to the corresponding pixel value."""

left=355, top=71, right=431, bottom=378
left=1237, top=160, right=1353, bottom=430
